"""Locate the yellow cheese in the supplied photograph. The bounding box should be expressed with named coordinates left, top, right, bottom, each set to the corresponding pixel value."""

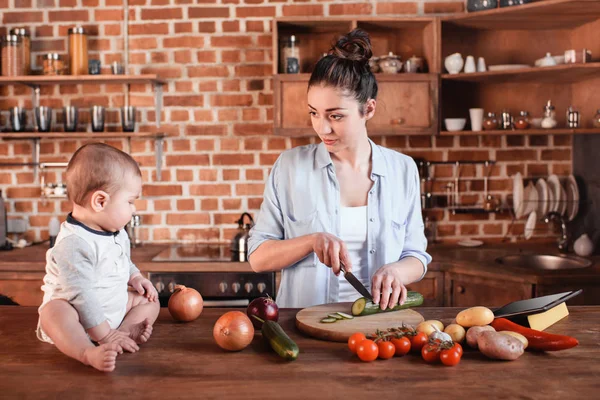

left=526, top=302, right=569, bottom=331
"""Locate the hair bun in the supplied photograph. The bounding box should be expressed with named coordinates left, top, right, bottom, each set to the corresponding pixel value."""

left=331, top=28, right=373, bottom=64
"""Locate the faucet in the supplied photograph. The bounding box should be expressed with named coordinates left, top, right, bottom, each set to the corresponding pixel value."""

left=543, top=212, right=568, bottom=253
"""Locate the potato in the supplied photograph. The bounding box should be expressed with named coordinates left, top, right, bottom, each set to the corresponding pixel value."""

left=456, top=306, right=495, bottom=328
left=466, top=325, right=495, bottom=349
left=499, top=331, right=529, bottom=349
left=477, top=331, right=525, bottom=361
left=416, top=320, right=444, bottom=337
left=444, top=324, right=466, bottom=344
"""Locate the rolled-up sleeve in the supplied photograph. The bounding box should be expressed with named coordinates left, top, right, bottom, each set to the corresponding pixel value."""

left=248, top=155, right=285, bottom=257
left=399, top=161, right=432, bottom=280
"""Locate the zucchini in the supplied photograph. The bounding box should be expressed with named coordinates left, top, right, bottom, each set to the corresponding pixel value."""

left=351, top=291, right=424, bottom=316
left=258, top=318, right=299, bottom=361
left=320, top=317, right=338, bottom=323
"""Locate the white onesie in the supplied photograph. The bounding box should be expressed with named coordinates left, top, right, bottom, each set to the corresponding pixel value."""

left=37, top=213, right=139, bottom=344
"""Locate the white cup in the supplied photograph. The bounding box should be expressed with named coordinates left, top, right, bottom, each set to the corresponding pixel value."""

left=477, top=57, right=486, bottom=72
left=469, top=108, right=484, bottom=131
left=464, top=55, right=476, bottom=73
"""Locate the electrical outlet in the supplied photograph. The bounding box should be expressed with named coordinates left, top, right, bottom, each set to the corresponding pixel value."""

left=7, top=217, right=28, bottom=233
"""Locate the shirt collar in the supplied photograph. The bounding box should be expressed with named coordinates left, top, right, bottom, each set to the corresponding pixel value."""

left=67, top=213, right=119, bottom=237
left=315, top=138, right=387, bottom=177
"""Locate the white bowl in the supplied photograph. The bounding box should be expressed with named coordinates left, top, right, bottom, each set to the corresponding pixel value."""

left=444, top=118, right=467, bottom=132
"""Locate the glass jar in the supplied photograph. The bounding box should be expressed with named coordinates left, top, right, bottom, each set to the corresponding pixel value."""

left=378, top=52, right=402, bottom=74
left=466, top=0, right=498, bottom=12
left=43, top=53, right=66, bottom=76
left=514, top=111, right=530, bottom=130
left=593, top=109, right=600, bottom=129
left=68, top=26, right=88, bottom=75
left=9, top=28, right=30, bottom=75
left=483, top=112, right=500, bottom=130
left=281, top=35, right=300, bottom=74
left=1, top=35, right=24, bottom=76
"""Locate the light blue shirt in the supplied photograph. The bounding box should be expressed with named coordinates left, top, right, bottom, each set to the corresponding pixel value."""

left=248, top=139, right=432, bottom=308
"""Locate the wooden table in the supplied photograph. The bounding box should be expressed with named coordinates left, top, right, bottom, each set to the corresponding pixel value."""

left=1, top=306, right=598, bottom=399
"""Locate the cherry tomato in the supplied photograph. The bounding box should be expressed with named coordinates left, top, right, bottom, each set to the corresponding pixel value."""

left=410, top=332, right=428, bottom=353
left=440, top=347, right=461, bottom=366
left=453, top=342, right=463, bottom=357
left=421, top=342, right=441, bottom=363
left=356, top=339, right=379, bottom=362
left=377, top=341, right=395, bottom=360
left=391, top=336, right=411, bottom=357
left=348, top=332, right=367, bottom=354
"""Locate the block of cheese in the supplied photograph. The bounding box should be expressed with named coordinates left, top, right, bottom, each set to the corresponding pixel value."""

left=525, top=302, right=569, bottom=331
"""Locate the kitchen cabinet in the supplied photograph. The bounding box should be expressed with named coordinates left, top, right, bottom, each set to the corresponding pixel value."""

left=0, top=273, right=43, bottom=306
left=406, top=270, right=444, bottom=307
left=536, top=284, right=600, bottom=306
left=444, top=272, right=533, bottom=308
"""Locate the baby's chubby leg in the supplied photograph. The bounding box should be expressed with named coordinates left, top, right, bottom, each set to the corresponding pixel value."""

left=119, top=291, right=160, bottom=344
left=39, top=299, right=122, bottom=372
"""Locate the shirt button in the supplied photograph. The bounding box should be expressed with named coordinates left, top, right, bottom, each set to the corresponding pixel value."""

left=369, top=191, right=374, bottom=195
left=370, top=249, right=375, bottom=254
left=369, top=218, right=374, bottom=222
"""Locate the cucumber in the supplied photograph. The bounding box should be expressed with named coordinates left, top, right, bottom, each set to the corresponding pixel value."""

left=260, top=319, right=299, bottom=361
left=336, top=312, right=354, bottom=320
left=327, top=313, right=343, bottom=320
left=320, top=317, right=338, bottom=323
left=351, top=291, right=424, bottom=316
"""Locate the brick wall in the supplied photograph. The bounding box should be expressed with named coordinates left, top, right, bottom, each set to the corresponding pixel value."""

left=0, top=0, right=566, bottom=244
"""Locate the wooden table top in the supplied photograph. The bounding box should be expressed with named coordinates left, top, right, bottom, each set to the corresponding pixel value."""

left=1, top=306, right=598, bottom=399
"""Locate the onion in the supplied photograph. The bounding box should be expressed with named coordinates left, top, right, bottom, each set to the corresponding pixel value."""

left=247, top=294, right=279, bottom=329
left=168, top=285, right=204, bottom=322
left=213, top=311, right=254, bottom=351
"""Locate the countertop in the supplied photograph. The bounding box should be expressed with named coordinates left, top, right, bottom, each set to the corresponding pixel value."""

left=0, top=306, right=598, bottom=399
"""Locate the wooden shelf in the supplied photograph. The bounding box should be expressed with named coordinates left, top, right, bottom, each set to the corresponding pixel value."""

left=440, top=129, right=600, bottom=136
left=0, top=74, right=166, bottom=86
left=443, top=0, right=600, bottom=30
left=442, top=63, right=600, bottom=83
left=275, top=72, right=438, bottom=82
left=0, top=132, right=172, bottom=140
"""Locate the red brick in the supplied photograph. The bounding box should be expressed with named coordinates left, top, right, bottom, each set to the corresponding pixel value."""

left=48, top=10, right=89, bottom=21
left=172, top=139, right=192, bottom=152
left=223, top=199, right=242, bottom=210
left=243, top=108, right=261, bottom=121
left=459, top=224, right=480, bottom=235
left=141, top=8, right=183, bottom=20
left=164, top=95, right=204, bottom=107
left=104, top=24, right=121, bottom=36
left=195, top=139, right=216, bottom=151
left=142, top=185, right=183, bottom=197
left=170, top=110, right=190, bottom=121
left=16, top=0, right=32, bottom=7
left=246, top=51, right=266, bottom=63
left=82, top=0, right=99, bottom=5
left=211, top=36, right=252, bottom=47
left=176, top=169, right=194, bottom=181
left=152, top=228, right=172, bottom=241
left=246, top=21, right=265, bottom=32
left=3, top=12, right=44, bottom=23
left=194, top=110, right=214, bottom=122
left=14, top=201, right=33, bottom=213
left=329, top=2, right=372, bottom=15
left=177, top=199, right=196, bottom=211
left=211, top=94, right=253, bottom=107
left=424, top=2, right=464, bottom=14
left=222, top=21, right=240, bottom=32
left=483, top=223, right=504, bottom=235
left=220, top=138, right=240, bottom=151
left=235, top=64, right=271, bottom=77
left=201, top=198, right=219, bottom=211
left=258, top=93, right=273, bottom=106
left=236, top=183, right=265, bottom=195
left=166, top=154, right=210, bottom=166
left=541, top=149, right=571, bottom=161
left=222, top=80, right=241, bottom=91
left=282, top=4, right=324, bottom=16
left=188, top=66, right=229, bottom=78
left=167, top=213, right=210, bottom=225
left=199, top=169, right=218, bottom=181
left=214, top=213, right=242, bottom=225
left=236, top=6, right=276, bottom=17
left=376, top=2, right=418, bottom=14
left=95, top=9, right=123, bottom=21
left=234, top=123, right=273, bottom=136
left=129, top=37, right=158, bottom=50
left=154, top=199, right=172, bottom=211
left=172, top=50, right=191, bottom=64
left=218, top=109, right=239, bottom=121
left=129, top=23, right=170, bottom=35
left=222, top=51, right=241, bottom=63
left=246, top=169, right=264, bottom=180
left=259, top=153, right=279, bottom=165
left=175, top=22, right=193, bottom=33
left=198, top=21, right=216, bottom=33
left=140, top=66, right=182, bottom=78
left=164, top=36, right=205, bottom=48
left=496, top=150, right=537, bottom=162
left=248, top=197, right=263, bottom=210
left=189, top=7, right=230, bottom=18
left=190, top=184, right=231, bottom=196
left=223, top=169, right=240, bottom=180
left=176, top=228, right=220, bottom=241
left=197, top=50, right=217, bottom=62
left=213, top=154, right=254, bottom=165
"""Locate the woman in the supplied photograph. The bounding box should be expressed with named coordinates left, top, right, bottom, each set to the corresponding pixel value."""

left=248, top=29, right=431, bottom=309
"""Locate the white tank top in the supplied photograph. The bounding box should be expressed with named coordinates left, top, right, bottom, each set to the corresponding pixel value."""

left=338, top=206, right=370, bottom=302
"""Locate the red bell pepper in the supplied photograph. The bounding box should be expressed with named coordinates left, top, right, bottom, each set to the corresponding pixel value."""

left=491, top=318, right=578, bottom=351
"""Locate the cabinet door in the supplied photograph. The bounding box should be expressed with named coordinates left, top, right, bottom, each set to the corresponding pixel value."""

left=274, top=75, right=312, bottom=136
left=536, top=284, right=600, bottom=306
left=368, top=75, right=438, bottom=135
left=0, top=279, right=43, bottom=306
left=406, top=271, right=444, bottom=306
left=445, top=273, right=533, bottom=308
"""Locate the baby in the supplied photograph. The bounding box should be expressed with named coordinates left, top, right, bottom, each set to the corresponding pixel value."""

left=37, top=143, right=160, bottom=372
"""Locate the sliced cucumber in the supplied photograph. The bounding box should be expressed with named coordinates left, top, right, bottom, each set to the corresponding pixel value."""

left=320, top=317, right=338, bottom=323
left=336, top=312, right=354, bottom=320
left=351, top=291, right=424, bottom=316
left=327, top=313, right=343, bottom=320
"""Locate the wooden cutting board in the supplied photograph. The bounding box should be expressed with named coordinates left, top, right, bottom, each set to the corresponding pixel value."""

left=295, top=302, right=424, bottom=342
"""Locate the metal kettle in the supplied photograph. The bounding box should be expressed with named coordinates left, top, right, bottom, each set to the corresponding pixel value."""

left=231, top=212, right=254, bottom=262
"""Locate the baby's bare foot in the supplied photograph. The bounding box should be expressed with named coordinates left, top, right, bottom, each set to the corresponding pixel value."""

left=120, top=318, right=153, bottom=344
left=82, top=343, right=121, bottom=372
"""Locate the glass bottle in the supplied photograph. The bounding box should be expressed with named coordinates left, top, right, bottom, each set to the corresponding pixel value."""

left=593, top=109, right=600, bottom=129
left=68, top=26, right=88, bottom=75
left=514, top=111, right=530, bottom=130
left=282, top=35, right=300, bottom=74
left=1, top=35, right=23, bottom=76
left=9, top=28, right=30, bottom=75
left=483, top=112, right=500, bottom=130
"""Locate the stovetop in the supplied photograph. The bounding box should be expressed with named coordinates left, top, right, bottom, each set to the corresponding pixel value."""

left=152, top=244, right=238, bottom=262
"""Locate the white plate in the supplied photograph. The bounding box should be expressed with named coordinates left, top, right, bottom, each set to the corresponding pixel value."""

left=547, top=174, right=562, bottom=213
left=458, top=239, right=484, bottom=247
left=524, top=211, right=537, bottom=240
left=488, top=64, right=532, bottom=71
left=559, top=184, right=568, bottom=216
left=513, top=172, right=524, bottom=218
left=566, top=175, right=579, bottom=221
left=535, top=178, right=549, bottom=216
left=523, top=181, right=538, bottom=217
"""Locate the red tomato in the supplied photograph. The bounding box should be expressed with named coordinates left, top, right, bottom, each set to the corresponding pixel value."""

left=453, top=342, right=463, bottom=357
left=410, top=332, right=428, bottom=353
left=356, top=339, right=379, bottom=362
left=440, top=347, right=461, bottom=366
left=348, top=332, right=367, bottom=354
left=391, top=337, right=411, bottom=357
left=421, top=342, right=441, bottom=363
left=377, top=341, right=395, bottom=360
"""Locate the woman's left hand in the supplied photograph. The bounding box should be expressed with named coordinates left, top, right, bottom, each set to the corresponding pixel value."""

left=371, top=264, right=408, bottom=310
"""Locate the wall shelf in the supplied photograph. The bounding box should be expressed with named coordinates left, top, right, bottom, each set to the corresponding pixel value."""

left=0, top=74, right=166, bottom=86
left=440, top=129, right=600, bottom=136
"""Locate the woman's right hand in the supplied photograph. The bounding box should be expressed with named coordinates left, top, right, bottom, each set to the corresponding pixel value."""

left=312, top=233, right=352, bottom=275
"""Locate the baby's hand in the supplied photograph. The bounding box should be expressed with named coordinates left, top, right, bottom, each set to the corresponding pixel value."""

left=130, top=275, right=159, bottom=302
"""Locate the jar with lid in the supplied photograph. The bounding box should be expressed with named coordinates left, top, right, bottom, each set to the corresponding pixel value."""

left=43, top=53, right=66, bottom=76
left=281, top=35, right=300, bottom=74
left=483, top=111, right=500, bottom=130
left=68, top=26, right=88, bottom=75
left=514, top=111, right=530, bottom=130
left=593, top=109, right=600, bottom=128
left=541, top=99, right=557, bottom=129
left=1, top=35, right=24, bottom=76
left=9, top=28, right=30, bottom=75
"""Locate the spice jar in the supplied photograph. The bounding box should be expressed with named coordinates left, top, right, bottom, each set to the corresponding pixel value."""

left=593, top=109, right=600, bottom=129
left=43, top=53, right=66, bottom=76
left=483, top=112, right=500, bottom=130
left=9, top=28, right=30, bottom=75
left=541, top=99, right=557, bottom=129
left=1, top=35, right=24, bottom=76
left=68, top=26, right=88, bottom=75
left=281, top=35, right=300, bottom=74
left=514, top=111, right=530, bottom=130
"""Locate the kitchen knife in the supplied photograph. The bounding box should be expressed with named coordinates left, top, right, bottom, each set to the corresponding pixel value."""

left=340, top=262, right=373, bottom=301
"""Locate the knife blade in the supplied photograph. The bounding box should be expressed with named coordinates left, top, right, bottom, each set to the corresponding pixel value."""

left=340, top=262, right=373, bottom=301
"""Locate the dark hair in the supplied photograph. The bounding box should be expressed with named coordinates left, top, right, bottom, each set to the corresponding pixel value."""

left=308, top=28, right=378, bottom=114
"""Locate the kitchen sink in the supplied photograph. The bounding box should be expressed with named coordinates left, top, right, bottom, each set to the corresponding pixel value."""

left=495, top=254, right=593, bottom=270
